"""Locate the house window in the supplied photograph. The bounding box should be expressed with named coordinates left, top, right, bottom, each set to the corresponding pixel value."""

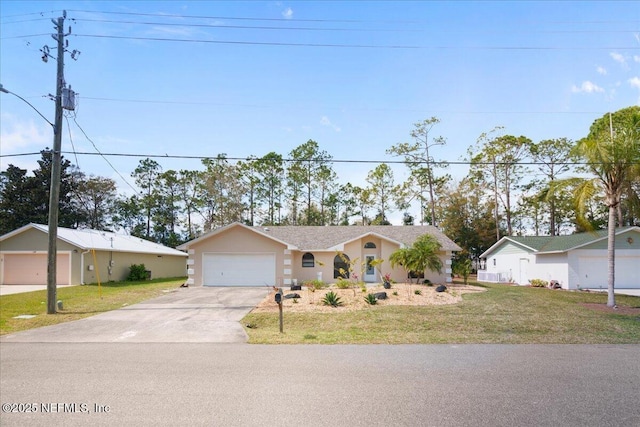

left=364, top=242, right=376, bottom=249
left=302, top=253, right=315, bottom=268
left=334, top=254, right=350, bottom=279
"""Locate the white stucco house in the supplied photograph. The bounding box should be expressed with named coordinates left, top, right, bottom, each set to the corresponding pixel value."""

left=477, top=226, right=640, bottom=290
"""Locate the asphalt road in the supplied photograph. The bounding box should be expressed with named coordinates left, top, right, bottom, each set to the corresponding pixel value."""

left=1, top=344, right=639, bottom=427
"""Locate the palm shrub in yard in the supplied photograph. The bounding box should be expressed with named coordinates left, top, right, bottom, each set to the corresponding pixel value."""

left=322, top=291, right=343, bottom=307
left=364, top=293, right=378, bottom=305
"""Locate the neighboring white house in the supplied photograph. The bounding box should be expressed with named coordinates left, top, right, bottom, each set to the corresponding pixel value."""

left=0, top=224, right=188, bottom=286
left=477, top=226, right=640, bottom=290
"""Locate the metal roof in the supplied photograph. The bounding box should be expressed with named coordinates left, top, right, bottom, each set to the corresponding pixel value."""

left=1, top=224, right=187, bottom=257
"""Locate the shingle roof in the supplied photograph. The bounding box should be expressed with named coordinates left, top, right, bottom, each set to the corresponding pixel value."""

left=1, top=224, right=187, bottom=257
left=178, top=223, right=461, bottom=252
left=250, top=225, right=461, bottom=251
left=484, top=226, right=639, bottom=256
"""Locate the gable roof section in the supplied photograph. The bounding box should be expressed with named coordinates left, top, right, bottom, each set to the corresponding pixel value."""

left=481, top=226, right=640, bottom=257
left=479, top=236, right=548, bottom=258
left=176, top=222, right=295, bottom=250
left=1, top=224, right=187, bottom=257
left=178, top=223, right=461, bottom=252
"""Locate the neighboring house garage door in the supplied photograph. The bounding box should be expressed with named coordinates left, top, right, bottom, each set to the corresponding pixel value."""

left=578, top=256, right=639, bottom=289
left=203, top=253, right=276, bottom=286
left=2, top=253, right=70, bottom=285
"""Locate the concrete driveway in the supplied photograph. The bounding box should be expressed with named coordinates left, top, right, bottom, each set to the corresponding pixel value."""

left=0, top=286, right=270, bottom=343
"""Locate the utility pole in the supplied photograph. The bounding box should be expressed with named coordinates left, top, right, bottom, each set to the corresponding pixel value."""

left=45, top=12, right=66, bottom=314
left=44, top=10, right=81, bottom=314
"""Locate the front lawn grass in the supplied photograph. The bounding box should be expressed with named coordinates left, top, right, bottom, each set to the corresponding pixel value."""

left=243, top=283, right=640, bottom=344
left=0, top=278, right=185, bottom=335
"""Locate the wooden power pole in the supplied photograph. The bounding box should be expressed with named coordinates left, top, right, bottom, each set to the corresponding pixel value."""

left=46, top=12, right=67, bottom=314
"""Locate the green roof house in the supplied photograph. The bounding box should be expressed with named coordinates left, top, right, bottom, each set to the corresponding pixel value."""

left=477, top=227, right=640, bottom=290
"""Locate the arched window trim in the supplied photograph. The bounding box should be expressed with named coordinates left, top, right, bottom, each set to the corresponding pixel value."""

left=334, top=253, right=350, bottom=279
left=364, top=241, right=377, bottom=249
left=302, top=252, right=315, bottom=268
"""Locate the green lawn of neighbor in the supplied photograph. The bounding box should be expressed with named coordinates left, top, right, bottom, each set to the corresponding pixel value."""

left=0, top=278, right=186, bottom=335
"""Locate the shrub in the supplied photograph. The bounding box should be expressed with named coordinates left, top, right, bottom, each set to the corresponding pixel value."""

left=127, top=264, right=148, bottom=281
left=530, top=279, right=548, bottom=288
left=322, top=291, right=343, bottom=307
left=364, top=293, right=378, bottom=305
left=336, top=278, right=351, bottom=289
left=304, top=279, right=326, bottom=290
left=414, top=289, right=422, bottom=295
left=423, top=279, right=432, bottom=286
left=392, top=291, right=398, bottom=296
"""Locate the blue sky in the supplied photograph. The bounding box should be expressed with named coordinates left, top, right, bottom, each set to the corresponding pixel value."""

left=1, top=1, right=639, bottom=222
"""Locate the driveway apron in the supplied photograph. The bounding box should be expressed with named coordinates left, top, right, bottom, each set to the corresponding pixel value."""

left=0, top=287, right=270, bottom=343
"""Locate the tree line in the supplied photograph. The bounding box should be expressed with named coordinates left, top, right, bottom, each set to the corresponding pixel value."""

left=1, top=106, right=638, bottom=267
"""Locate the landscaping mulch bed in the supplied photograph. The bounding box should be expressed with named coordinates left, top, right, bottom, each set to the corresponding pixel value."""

left=251, top=283, right=485, bottom=313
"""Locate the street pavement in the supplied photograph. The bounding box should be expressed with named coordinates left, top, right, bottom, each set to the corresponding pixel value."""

left=0, top=344, right=639, bottom=426
left=0, top=286, right=270, bottom=343
left=1, top=285, right=639, bottom=426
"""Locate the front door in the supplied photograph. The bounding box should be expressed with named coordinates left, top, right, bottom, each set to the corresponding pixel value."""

left=364, top=255, right=377, bottom=283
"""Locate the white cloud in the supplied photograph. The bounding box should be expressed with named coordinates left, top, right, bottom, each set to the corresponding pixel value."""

left=320, top=116, right=341, bottom=132
left=571, top=81, right=604, bottom=94
left=634, top=55, right=640, bottom=63
left=610, top=52, right=627, bottom=66
left=282, top=7, right=293, bottom=19
left=0, top=113, right=49, bottom=152
left=596, top=66, right=607, bottom=75
left=629, top=77, right=640, bottom=89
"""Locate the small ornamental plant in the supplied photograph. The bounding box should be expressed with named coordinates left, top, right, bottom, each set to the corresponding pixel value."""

left=364, top=293, right=378, bottom=305
left=530, top=279, right=548, bottom=288
left=322, top=291, right=343, bottom=307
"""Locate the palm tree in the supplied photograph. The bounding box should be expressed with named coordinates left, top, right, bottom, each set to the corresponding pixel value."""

left=389, top=247, right=414, bottom=283
left=389, top=234, right=443, bottom=283
left=411, top=234, right=443, bottom=276
left=572, top=106, right=640, bottom=307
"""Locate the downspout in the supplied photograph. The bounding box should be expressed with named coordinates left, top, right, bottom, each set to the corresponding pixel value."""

left=80, top=249, right=91, bottom=285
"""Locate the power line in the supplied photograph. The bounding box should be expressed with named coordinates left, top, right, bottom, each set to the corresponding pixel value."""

left=70, top=17, right=639, bottom=35
left=70, top=118, right=139, bottom=194
left=63, top=8, right=640, bottom=26
left=77, top=96, right=613, bottom=114
left=70, top=33, right=639, bottom=50
left=0, top=10, right=61, bottom=20
left=3, top=150, right=637, bottom=167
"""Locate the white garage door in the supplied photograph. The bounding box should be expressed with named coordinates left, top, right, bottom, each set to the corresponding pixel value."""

left=2, top=253, right=70, bottom=285
left=578, top=256, right=640, bottom=289
left=203, top=253, right=276, bottom=287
